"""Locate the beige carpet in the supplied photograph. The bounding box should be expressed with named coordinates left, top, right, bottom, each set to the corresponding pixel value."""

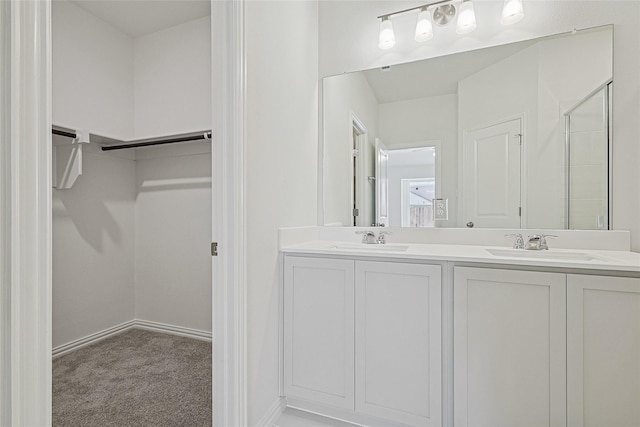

left=53, top=328, right=211, bottom=427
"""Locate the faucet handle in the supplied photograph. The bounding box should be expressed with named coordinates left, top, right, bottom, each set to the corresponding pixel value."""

left=355, top=230, right=376, bottom=244
left=526, top=233, right=557, bottom=250
left=505, top=233, right=524, bottom=249
left=377, top=231, right=392, bottom=244
left=539, top=234, right=557, bottom=250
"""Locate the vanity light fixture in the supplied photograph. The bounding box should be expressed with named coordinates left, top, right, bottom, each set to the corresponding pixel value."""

left=501, top=0, right=524, bottom=25
left=378, top=16, right=396, bottom=49
left=415, top=7, right=434, bottom=42
left=456, top=0, right=477, bottom=34
left=378, top=0, right=524, bottom=49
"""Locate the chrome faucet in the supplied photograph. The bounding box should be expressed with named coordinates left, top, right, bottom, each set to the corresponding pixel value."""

left=356, top=230, right=377, bottom=244
left=525, top=234, right=558, bottom=250
left=377, top=231, right=392, bottom=244
left=505, top=233, right=525, bottom=249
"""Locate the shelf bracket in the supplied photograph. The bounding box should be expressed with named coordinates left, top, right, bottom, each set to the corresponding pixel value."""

left=52, top=128, right=90, bottom=190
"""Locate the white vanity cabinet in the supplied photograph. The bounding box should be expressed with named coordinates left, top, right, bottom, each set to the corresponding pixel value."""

left=355, top=261, right=442, bottom=427
left=283, top=255, right=442, bottom=427
left=283, top=256, right=355, bottom=409
left=282, top=241, right=640, bottom=427
left=453, top=267, right=567, bottom=427
left=567, top=274, right=640, bottom=427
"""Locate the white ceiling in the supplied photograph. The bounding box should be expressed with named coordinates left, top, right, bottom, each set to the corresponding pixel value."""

left=70, top=0, right=210, bottom=37
left=363, top=38, right=537, bottom=103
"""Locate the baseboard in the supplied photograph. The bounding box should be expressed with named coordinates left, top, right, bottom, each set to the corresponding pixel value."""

left=52, top=320, right=136, bottom=358
left=52, top=319, right=212, bottom=358
left=134, top=319, right=212, bottom=342
left=256, top=397, right=287, bottom=427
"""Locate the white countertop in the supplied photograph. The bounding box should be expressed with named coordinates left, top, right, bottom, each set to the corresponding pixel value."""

left=281, top=240, right=640, bottom=273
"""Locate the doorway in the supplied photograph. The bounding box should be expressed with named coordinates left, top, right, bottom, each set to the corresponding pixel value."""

left=50, top=1, right=213, bottom=424
left=1, top=1, right=246, bottom=424
left=375, top=142, right=441, bottom=228
left=351, top=114, right=371, bottom=227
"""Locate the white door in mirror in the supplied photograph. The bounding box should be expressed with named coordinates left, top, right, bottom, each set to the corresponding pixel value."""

left=462, top=118, right=522, bottom=228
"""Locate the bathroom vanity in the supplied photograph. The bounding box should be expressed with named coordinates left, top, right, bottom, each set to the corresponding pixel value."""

left=279, top=229, right=640, bottom=427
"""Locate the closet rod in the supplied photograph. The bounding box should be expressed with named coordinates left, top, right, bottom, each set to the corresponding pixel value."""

left=101, top=131, right=212, bottom=151
left=52, top=128, right=77, bottom=139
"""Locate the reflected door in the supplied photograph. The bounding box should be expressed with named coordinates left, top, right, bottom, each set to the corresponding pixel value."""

left=375, top=138, right=389, bottom=227
left=462, top=118, right=522, bottom=228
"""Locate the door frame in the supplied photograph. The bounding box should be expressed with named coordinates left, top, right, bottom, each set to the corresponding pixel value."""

left=211, top=1, right=247, bottom=426
left=459, top=113, right=527, bottom=228
left=0, top=1, right=53, bottom=425
left=350, top=113, right=368, bottom=226
left=1, top=1, right=247, bottom=425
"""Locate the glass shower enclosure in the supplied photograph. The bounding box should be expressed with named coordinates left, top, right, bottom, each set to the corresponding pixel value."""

left=565, top=80, right=612, bottom=230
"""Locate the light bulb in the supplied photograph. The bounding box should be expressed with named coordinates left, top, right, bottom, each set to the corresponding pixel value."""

left=415, top=8, right=434, bottom=43
left=501, top=0, right=524, bottom=25
left=456, top=1, right=477, bottom=35
left=378, top=17, right=396, bottom=50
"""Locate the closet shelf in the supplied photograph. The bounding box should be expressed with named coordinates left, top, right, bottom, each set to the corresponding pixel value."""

left=51, top=125, right=212, bottom=190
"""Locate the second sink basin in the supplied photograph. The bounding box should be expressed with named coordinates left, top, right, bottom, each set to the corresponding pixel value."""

left=331, top=243, right=409, bottom=252
left=486, top=248, right=601, bottom=262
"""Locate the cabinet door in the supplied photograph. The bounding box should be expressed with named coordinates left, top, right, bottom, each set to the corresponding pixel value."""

left=454, top=267, right=566, bottom=427
left=283, top=256, right=355, bottom=409
left=355, top=261, right=441, bottom=427
left=567, top=275, right=640, bottom=427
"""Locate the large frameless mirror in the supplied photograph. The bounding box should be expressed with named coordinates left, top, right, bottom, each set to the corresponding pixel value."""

left=322, top=25, right=612, bottom=230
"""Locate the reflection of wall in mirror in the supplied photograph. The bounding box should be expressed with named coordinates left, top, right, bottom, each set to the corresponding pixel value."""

left=458, top=28, right=612, bottom=229
left=323, top=72, right=378, bottom=226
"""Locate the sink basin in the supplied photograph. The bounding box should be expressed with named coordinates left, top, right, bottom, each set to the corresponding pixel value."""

left=331, top=243, right=409, bottom=252
left=486, top=248, right=601, bottom=262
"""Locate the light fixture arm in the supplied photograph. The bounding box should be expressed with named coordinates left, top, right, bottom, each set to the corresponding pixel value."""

left=377, top=0, right=455, bottom=20
left=377, top=0, right=523, bottom=49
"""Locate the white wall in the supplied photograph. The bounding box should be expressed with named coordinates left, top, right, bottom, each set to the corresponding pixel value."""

left=52, top=1, right=136, bottom=348
left=134, top=144, right=212, bottom=332
left=323, top=72, right=379, bottom=226
left=52, top=145, right=136, bottom=348
left=132, top=14, right=212, bottom=332
left=379, top=94, right=457, bottom=227
left=245, top=0, right=318, bottom=423
left=133, top=16, right=211, bottom=139
left=319, top=1, right=640, bottom=250
left=52, top=0, right=134, bottom=140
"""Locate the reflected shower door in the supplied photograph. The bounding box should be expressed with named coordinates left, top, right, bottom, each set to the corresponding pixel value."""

left=566, top=82, right=611, bottom=230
